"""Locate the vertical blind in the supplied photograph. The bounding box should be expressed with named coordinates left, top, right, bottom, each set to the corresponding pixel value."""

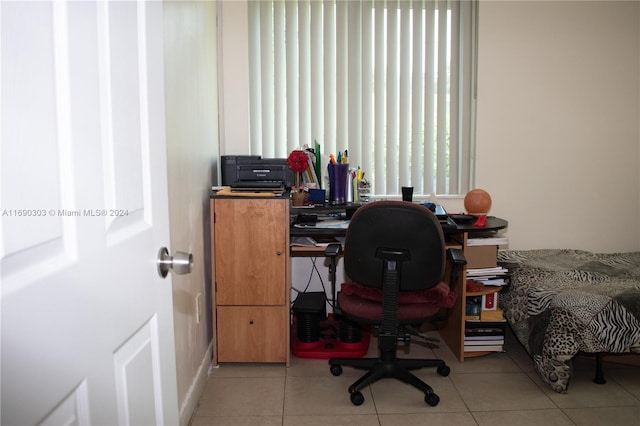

left=248, top=0, right=476, bottom=196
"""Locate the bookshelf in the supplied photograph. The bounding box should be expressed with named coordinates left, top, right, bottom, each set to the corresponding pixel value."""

left=464, top=286, right=506, bottom=356
left=440, top=231, right=509, bottom=362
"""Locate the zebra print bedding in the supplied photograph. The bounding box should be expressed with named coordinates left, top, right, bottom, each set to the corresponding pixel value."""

left=497, top=249, right=640, bottom=393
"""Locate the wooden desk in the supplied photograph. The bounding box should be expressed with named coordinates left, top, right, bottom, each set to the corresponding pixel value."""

left=291, top=207, right=509, bottom=363
left=210, top=193, right=508, bottom=365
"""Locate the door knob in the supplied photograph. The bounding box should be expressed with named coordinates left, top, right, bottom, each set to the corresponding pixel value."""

left=157, top=247, right=193, bottom=278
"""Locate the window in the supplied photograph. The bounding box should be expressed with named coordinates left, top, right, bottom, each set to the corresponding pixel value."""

left=248, top=0, right=477, bottom=196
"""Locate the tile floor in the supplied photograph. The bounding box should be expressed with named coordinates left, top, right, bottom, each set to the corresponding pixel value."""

left=190, top=327, right=640, bottom=426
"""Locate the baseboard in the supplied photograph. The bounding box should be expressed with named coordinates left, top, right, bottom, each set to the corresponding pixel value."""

left=602, top=353, right=640, bottom=366
left=179, top=342, right=213, bottom=426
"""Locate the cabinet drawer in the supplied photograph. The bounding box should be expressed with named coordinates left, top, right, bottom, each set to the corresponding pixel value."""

left=216, top=306, right=288, bottom=363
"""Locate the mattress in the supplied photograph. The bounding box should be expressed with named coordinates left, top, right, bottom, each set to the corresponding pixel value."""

left=497, top=249, right=640, bottom=393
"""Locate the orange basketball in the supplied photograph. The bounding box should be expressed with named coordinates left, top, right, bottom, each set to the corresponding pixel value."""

left=464, top=189, right=492, bottom=214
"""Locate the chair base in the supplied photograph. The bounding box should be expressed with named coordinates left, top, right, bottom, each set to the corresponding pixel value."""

left=328, top=352, right=450, bottom=406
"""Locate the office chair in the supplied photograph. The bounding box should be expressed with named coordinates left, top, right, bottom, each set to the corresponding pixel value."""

left=328, top=200, right=466, bottom=406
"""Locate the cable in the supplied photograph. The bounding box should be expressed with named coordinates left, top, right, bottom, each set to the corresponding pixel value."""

left=290, top=257, right=316, bottom=308
left=310, top=256, right=337, bottom=311
left=290, top=256, right=338, bottom=311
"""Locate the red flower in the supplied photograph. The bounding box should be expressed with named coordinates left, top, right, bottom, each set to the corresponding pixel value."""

left=287, top=150, right=308, bottom=173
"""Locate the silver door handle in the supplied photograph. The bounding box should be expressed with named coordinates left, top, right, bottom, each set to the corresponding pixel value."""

left=157, top=247, right=193, bottom=278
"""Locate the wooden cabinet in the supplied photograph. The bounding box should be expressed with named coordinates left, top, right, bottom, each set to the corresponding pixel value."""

left=439, top=234, right=467, bottom=362
left=211, top=197, right=290, bottom=365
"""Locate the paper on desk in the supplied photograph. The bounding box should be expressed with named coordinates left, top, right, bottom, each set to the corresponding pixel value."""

left=216, top=187, right=277, bottom=197
left=294, top=219, right=349, bottom=229
left=314, top=236, right=346, bottom=246
left=290, top=237, right=317, bottom=247
left=290, top=236, right=346, bottom=247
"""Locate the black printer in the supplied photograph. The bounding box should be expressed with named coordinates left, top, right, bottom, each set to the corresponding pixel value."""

left=221, top=155, right=295, bottom=190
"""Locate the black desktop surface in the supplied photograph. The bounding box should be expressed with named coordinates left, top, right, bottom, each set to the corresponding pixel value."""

left=290, top=202, right=507, bottom=236
left=290, top=201, right=446, bottom=218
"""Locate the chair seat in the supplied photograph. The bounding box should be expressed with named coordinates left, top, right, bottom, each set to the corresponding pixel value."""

left=341, top=281, right=456, bottom=305
left=338, top=281, right=455, bottom=323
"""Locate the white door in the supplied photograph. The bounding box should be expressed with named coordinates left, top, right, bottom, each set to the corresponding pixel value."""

left=1, top=1, right=180, bottom=425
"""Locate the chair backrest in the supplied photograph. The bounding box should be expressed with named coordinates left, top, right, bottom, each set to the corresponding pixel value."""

left=343, top=200, right=445, bottom=291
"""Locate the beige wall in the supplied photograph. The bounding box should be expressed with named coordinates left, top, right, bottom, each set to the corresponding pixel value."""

left=163, top=2, right=219, bottom=425
left=218, top=0, right=640, bottom=253
left=475, top=0, right=639, bottom=252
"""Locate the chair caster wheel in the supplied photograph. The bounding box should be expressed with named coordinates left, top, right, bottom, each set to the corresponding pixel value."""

left=350, top=391, right=365, bottom=406
left=437, top=365, right=450, bottom=377
left=425, top=392, right=440, bottom=406
left=330, top=365, right=342, bottom=376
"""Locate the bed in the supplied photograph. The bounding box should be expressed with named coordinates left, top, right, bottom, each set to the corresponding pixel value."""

left=497, top=249, right=640, bottom=393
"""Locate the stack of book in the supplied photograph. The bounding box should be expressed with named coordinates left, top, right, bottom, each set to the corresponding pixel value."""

left=300, top=141, right=323, bottom=188
left=466, top=265, right=509, bottom=287
left=465, top=236, right=509, bottom=286
left=463, top=234, right=509, bottom=353
left=464, top=321, right=506, bottom=352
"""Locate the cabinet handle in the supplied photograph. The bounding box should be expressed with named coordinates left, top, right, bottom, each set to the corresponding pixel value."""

left=276, top=251, right=282, bottom=256
left=249, top=320, right=254, bottom=325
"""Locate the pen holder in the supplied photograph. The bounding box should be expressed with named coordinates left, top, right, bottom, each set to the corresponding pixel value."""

left=328, top=163, right=349, bottom=204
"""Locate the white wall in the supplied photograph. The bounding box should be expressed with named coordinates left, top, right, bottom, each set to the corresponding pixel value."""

left=163, top=2, right=219, bottom=425
left=219, top=0, right=640, bottom=253
left=218, top=0, right=251, bottom=157
left=475, top=0, right=640, bottom=252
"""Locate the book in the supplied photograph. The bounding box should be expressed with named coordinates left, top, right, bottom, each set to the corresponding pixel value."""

left=464, top=338, right=505, bottom=346
left=466, top=266, right=508, bottom=276
left=481, top=292, right=497, bottom=310
left=303, top=149, right=319, bottom=186
left=465, top=330, right=504, bottom=338
left=465, top=320, right=506, bottom=337
left=465, top=319, right=507, bottom=327
left=465, top=296, right=481, bottom=320
left=466, top=236, right=509, bottom=246
left=475, top=277, right=508, bottom=286
left=481, top=308, right=504, bottom=322
left=464, top=344, right=504, bottom=352
left=464, top=335, right=505, bottom=341
left=314, top=140, right=322, bottom=189
left=466, top=265, right=509, bottom=291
